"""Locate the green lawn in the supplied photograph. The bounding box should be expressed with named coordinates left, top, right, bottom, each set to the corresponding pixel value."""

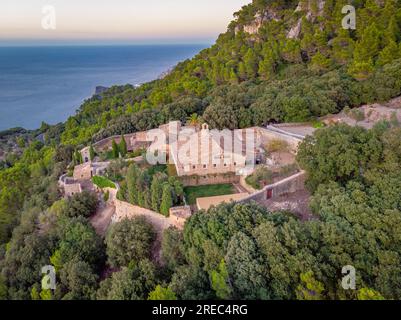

left=92, top=176, right=116, bottom=189
left=184, top=184, right=236, bottom=205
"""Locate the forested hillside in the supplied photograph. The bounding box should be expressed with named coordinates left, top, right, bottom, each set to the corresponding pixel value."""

left=57, top=0, right=401, bottom=145
left=1, top=0, right=401, bottom=300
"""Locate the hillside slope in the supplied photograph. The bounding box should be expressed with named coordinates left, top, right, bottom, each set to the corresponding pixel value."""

left=57, top=0, right=401, bottom=146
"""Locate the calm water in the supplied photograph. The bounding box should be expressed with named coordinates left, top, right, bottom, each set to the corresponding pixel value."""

left=0, top=45, right=205, bottom=130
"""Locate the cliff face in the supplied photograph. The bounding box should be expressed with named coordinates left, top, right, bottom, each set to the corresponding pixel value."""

left=235, top=0, right=326, bottom=39
left=288, top=0, right=326, bottom=39
left=236, top=10, right=280, bottom=35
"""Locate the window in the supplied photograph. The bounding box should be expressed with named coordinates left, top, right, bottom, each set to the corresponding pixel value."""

left=192, top=165, right=196, bottom=169
left=224, top=163, right=227, bottom=167
left=203, top=164, right=207, bottom=169
left=213, top=164, right=217, bottom=168
left=234, top=162, right=237, bottom=166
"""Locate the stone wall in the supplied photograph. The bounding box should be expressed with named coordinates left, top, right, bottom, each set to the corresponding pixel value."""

left=238, top=171, right=306, bottom=203
left=180, top=173, right=240, bottom=187
left=73, top=163, right=93, bottom=181
left=92, top=131, right=149, bottom=153
left=63, top=182, right=82, bottom=197
left=113, top=199, right=185, bottom=230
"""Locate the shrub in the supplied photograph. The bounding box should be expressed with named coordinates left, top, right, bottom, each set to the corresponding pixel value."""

left=245, top=166, right=273, bottom=190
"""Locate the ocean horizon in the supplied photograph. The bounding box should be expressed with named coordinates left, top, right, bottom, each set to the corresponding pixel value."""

left=0, top=44, right=206, bottom=131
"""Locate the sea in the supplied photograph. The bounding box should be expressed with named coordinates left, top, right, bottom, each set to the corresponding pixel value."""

left=0, top=45, right=206, bottom=131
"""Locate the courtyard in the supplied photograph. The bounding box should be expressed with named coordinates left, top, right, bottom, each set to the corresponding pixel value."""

left=184, top=183, right=237, bottom=205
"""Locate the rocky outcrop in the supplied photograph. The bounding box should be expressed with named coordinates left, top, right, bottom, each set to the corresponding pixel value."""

left=287, top=0, right=326, bottom=39
left=235, top=11, right=280, bottom=35
left=95, top=86, right=108, bottom=95
left=287, top=18, right=302, bottom=39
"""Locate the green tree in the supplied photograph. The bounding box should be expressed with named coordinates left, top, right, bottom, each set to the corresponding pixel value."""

left=295, top=271, right=325, bottom=300
left=119, top=135, right=127, bottom=157
left=126, top=164, right=140, bottom=204
left=40, top=289, right=52, bottom=300
left=64, top=191, right=98, bottom=218
left=112, top=139, right=119, bottom=159
left=89, top=145, right=96, bottom=161
left=30, top=285, right=40, bottom=300
left=161, top=227, right=185, bottom=270
left=349, top=23, right=381, bottom=79
left=225, top=232, right=268, bottom=300
left=160, top=184, right=173, bottom=217
left=297, top=124, right=382, bottom=191
left=150, top=173, right=167, bottom=212
left=106, top=217, right=155, bottom=268
left=97, top=260, right=157, bottom=300
left=148, top=285, right=177, bottom=300
left=74, top=150, right=83, bottom=165
left=210, top=259, right=232, bottom=300
left=0, top=275, right=7, bottom=300
left=169, top=266, right=214, bottom=300
left=357, top=288, right=385, bottom=300
left=377, top=40, right=400, bottom=66
left=59, top=259, right=98, bottom=300
left=55, top=217, right=105, bottom=270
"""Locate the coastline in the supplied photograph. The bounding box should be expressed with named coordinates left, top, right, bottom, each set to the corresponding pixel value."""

left=0, top=44, right=206, bottom=131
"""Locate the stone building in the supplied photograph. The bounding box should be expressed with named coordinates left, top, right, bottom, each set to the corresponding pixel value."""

left=167, top=122, right=262, bottom=180
left=73, top=161, right=109, bottom=181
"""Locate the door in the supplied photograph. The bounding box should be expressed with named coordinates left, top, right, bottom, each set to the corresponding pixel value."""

left=266, top=188, right=273, bottom=200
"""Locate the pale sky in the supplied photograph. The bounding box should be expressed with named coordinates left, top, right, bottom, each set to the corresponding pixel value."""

left=0, top=0, right=250, bottom=45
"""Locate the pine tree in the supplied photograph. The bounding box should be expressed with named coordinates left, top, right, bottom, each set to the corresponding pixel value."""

left=160, top=184, right=173, bottom=217
left=150, top=174, right=166, bottom=212
left=353, top=23, right=381, bottom=63
left=126, top=164, right=139, bottom=204
left=89, top=145, right=95, bottom=161
left=74, top=150, right=82, bottom=165
left=119, top=135, right=127, bottom=157
left=377, top=40, right=400, bottom=66
left=112, top=140, right=119, bottom=159
left=143, top=189, right=152, bottom=209
left=310, top=51, right=332, bottom=72
left=348, top=21, right=380, bottom=79
left=243, top=48, right=259, bottom=79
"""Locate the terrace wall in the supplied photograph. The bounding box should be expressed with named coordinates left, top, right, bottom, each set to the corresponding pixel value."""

left=238, top=171, right=306, bottom=203
left=113, top=199, right=185, bottom=230
left=180, top=173, right=240, bottom=187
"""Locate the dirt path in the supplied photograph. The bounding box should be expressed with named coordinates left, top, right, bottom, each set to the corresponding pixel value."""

left=90, top=204, right=115, bottom=237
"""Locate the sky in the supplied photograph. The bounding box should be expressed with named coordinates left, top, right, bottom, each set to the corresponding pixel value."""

left=0, top=0, right=250, bottom=45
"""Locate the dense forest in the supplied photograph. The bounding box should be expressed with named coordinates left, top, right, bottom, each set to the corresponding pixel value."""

left=1, top=0, right=401, bottom=300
